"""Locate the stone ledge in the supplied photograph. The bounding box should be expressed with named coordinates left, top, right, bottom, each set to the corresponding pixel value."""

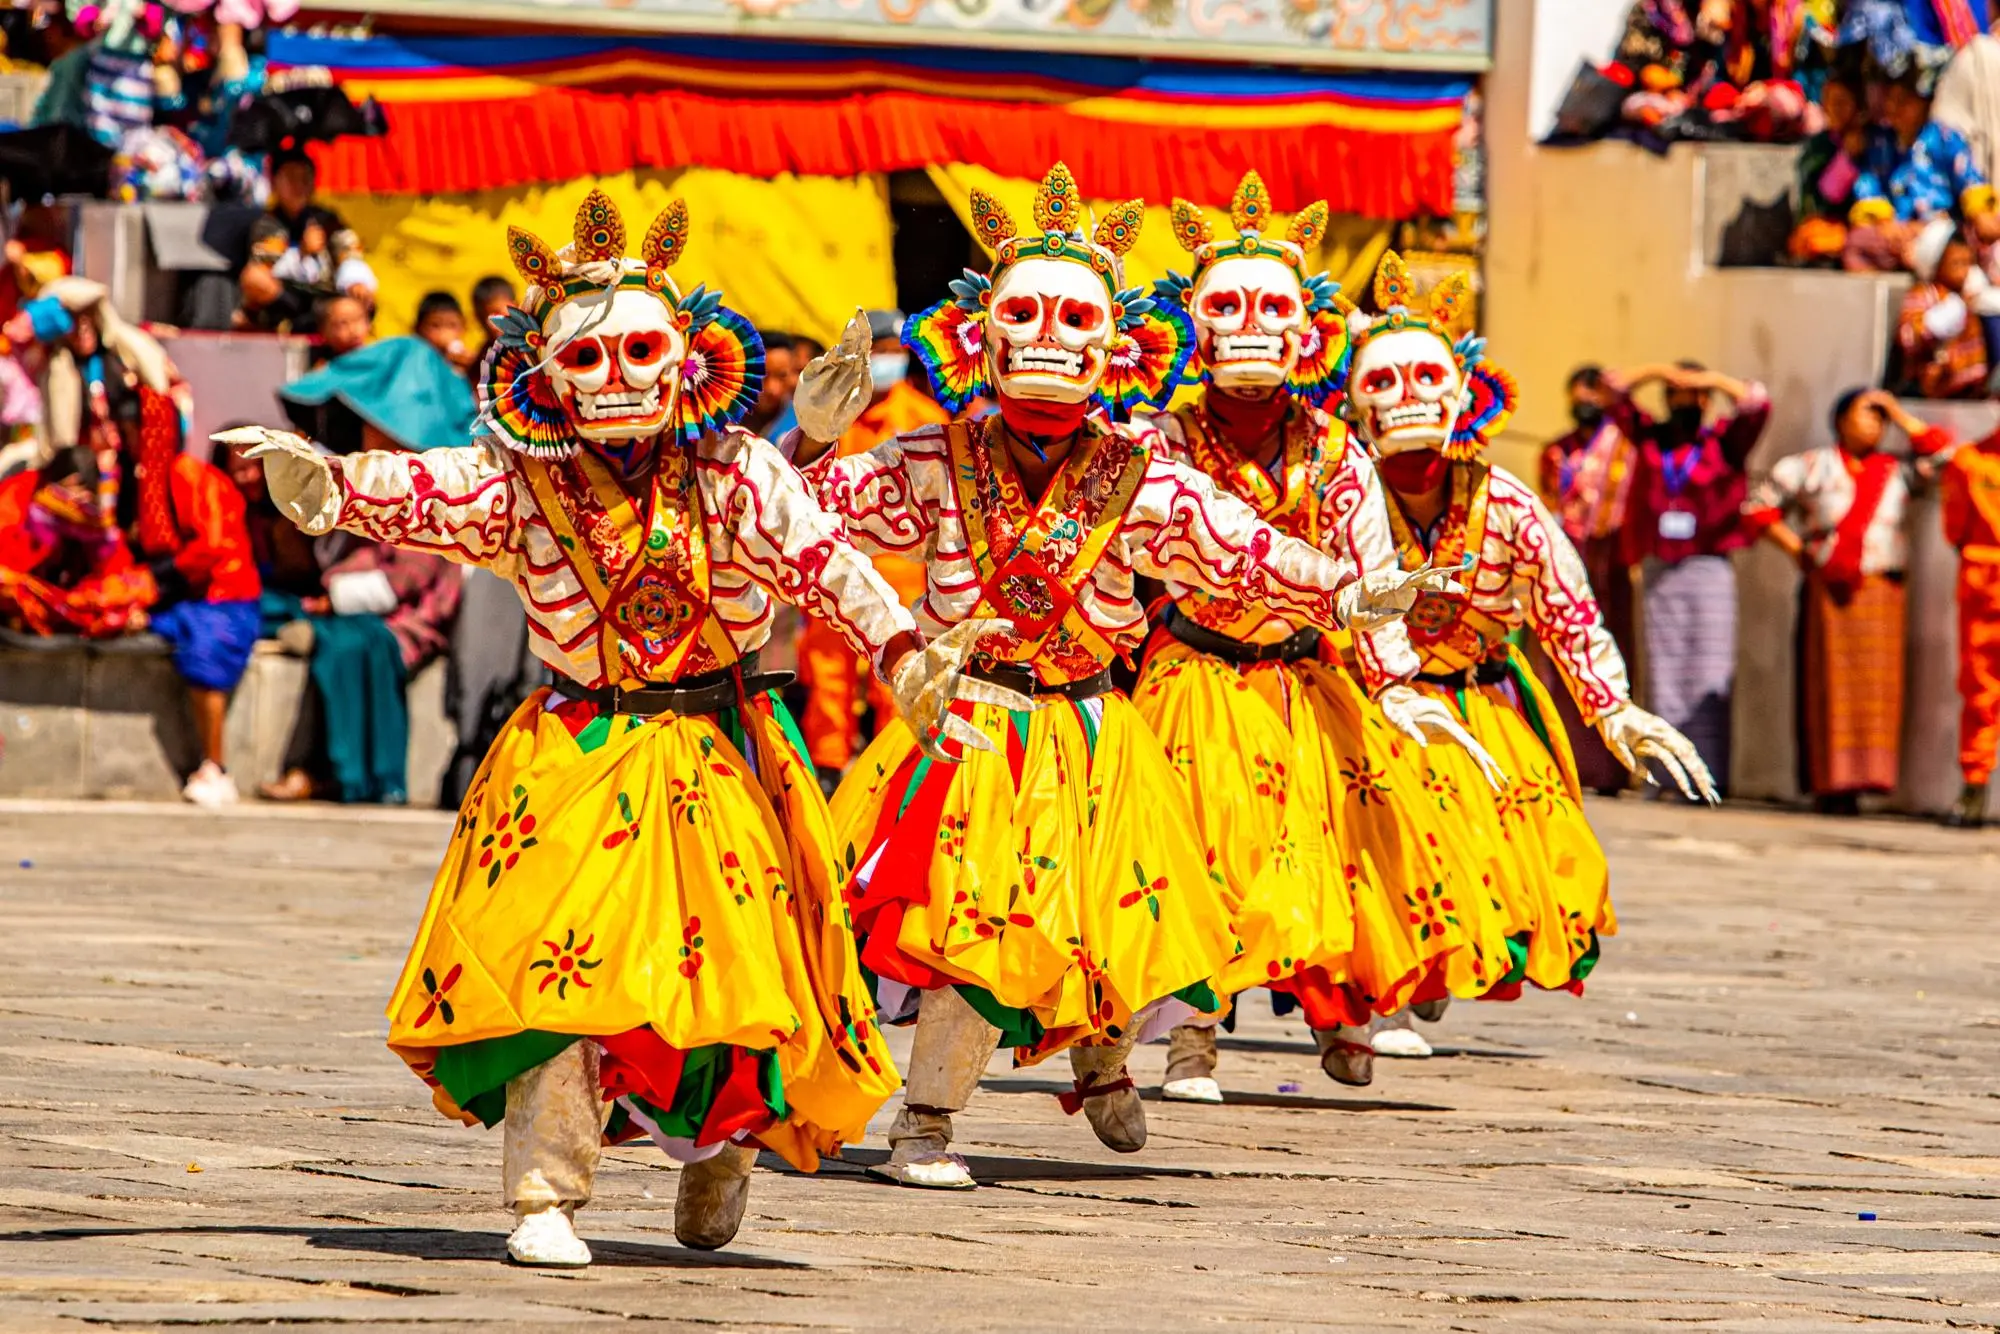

left=0, top=640, right=456, bottom=805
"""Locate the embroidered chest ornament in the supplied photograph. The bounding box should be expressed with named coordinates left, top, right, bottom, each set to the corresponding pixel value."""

left=1342, top=250, right=1516, bottom=463
left=478, top=189, right=764, bottom=461
left=903, top=161, right=1194, bottom=423
left=1153, top=169, right=1351, bottom=406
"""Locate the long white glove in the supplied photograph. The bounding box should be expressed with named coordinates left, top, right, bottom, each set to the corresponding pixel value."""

left=793, top=309, right=874, bottom=447
left=1377, top=683, right=1508, bottom=791
left=1336, top=562, right=1465, bottom=632
left=888, top=618, right=1040, bottom=762
left=213, top=426, right=339, bottom=535
left=1597, top=703, right=1719, bottom=804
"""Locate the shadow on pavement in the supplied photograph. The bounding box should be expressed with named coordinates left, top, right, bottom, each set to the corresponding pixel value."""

left=1215, top=1036, right=1542, bottom=1061
left=825, top=1146, right=1213, bottom=1183
left=0, top=1224, right=805, bottom=1269
left=975, top=1076, right=1453, bottom=1114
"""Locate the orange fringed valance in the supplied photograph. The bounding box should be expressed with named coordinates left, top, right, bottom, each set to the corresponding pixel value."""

left=273, top=34, right=1471, bottom=220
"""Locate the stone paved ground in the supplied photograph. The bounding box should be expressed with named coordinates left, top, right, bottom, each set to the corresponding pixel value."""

left=1, top=797, right=1997, bottom=1332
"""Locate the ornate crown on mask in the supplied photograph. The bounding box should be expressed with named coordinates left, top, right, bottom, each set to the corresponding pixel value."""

left=1343, top=251, right=1516, bottom=462
left=477, top=189, right=763, bottom=460
left=1152, top=170, right=1351, bottom=406
left=903, top=162, right=1194, bottom=418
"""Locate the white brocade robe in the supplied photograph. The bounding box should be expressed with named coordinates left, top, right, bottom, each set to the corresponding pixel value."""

left=798, top=416, right=1363, bottom=669
left=1147, top=404, right=1423, bottom=694
left=296, top=428, right=915, bottom=688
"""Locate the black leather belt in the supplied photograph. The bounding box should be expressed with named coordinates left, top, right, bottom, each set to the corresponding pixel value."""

left=571, top=653, right=795, bottom=716
left=1164, top=608, right=1321, bottom=665
left=1415, top=658, right=1511, bottom=689
left=967, top=661, right=1116, bottom=701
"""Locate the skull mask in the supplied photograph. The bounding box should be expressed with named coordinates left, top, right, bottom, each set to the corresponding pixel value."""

left=985, top=255, right=1114, bottom=404
left=1189, top=253, right=1306, bottom=390
left=543, top=285, right=685, bottom=443
left=1347, top=326, right=1468, bottom=456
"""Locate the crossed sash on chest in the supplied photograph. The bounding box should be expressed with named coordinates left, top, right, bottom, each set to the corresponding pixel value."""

left=521, top=445, right=739, bottom=686
left=947, top=415, right=1150, bottom=685
left=1173, top=401, right=1336, bottom=640
left=1383, top=460, right=1513, bottom=674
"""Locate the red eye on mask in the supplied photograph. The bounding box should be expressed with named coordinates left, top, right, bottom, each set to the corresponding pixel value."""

left=621, top=331, right=666, bottom=367
left=1360, top=367, right=1399, bottom=395
left=553, top=337, right=606, bottom=372
left=995, top=296, right=1041, bottom=326
left=1259, top=294, right=1297, bottom=320
left=1413, top=362, right=1450, bottom=388
left=1201, top=292, right=1242, bottom=319
left=1056, top=297, right=1103, bottom=331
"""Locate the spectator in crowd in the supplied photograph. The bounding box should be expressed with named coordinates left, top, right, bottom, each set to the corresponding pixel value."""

left=745, top=329, right=801, bottom=441
left=1897, top=222, right=1990, bottom=397
left=467, top=274, right=515, bottom=374
left=249, top=334, right=476, bottom=804
left=1931, top=9, right=2000, bottom=188
left=238, top=151, right=350, bottom=333
left=0, top=207, right=74, bottom=325
left=1609, top=358, right=1771, bottom=798
left=1942, top=419, right=2000, bottom=828
left=1743, top=389, right=1949, bottom=813
left=0, top=443, right=155, bottom=639
left=3, top=278, right=260, bottom=807
left=315, top=294, right=373, bottom=365
left=1846, top=75, right=1995, bottom=272
left=794, top=308, right=945, bottom=791
left=1538, top=364, right=1638, bottom=794
left=414, top=290, right=471, bottom=375
left=1790, top=75, right=1882, bottom=265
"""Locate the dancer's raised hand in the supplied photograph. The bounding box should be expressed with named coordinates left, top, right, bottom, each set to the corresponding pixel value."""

left=888, top=619, right=1039, bottom=762
left=793, top=309, right=874, bottom=454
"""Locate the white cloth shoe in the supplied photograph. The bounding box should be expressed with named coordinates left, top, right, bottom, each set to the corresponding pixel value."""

left=1371, top=1015, right=1434, bottom=1059
left=870, top=1108, right=976, bottom=1189
left=1161, top=1075, right=1223, bottom=1103
left=181, top=761, right=239, bottom=809
left=506, top=1206, right=591, bottom=1268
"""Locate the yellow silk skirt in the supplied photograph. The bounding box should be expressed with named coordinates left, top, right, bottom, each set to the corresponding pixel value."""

left=384, top=687, right=900, bottom=1172
left=1408, top=649, right=1617, bottom=993
left=830, top=692, right=1237, bottom=1060
left=1136, top=640, right=1516, bottom=1024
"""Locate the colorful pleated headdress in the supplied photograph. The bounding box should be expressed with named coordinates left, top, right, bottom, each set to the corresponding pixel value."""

left=903, top=162, right=1195, bottom=418
left=1347, top=251, right=1515, bottom=461
left=479, top=189, right=764, bottom=459
left=1154, top=170, right=1351, bottom=406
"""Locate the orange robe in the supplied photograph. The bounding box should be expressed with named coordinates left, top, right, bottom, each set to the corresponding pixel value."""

left=797, top=381, right=948, bottom=771
left=1943, top=433, right=2000, bottom=786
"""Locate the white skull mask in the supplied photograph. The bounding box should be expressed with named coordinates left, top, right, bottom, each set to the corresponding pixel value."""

left=985, top=256, right=1113, bottom=403
left=1191, top=254, right=1306, bottom=390
left=1347, top=326, right=1468, bottom=456
left=543, top=286, right=686, bottom=443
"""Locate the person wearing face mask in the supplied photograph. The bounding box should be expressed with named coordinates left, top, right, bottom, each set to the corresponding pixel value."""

left=1742, top=389, right=1952, bottom=815
left=793, top=308, right=949, bottom=791
left=1606, top=359, right=1770, bottom=799
left=1537, top=365, right=1637, bottom=796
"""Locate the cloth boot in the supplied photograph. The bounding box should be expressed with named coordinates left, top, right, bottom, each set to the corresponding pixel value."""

left=1065, top=1032, right=1145, bottom=1152
left=503, top=1042, right=606, bottom=1267
left=1370, top=1010, right=1434, bottom=1059
left=1161, top=1022, right=1222, bottom=1104
left=1315, top=1022, right=1375, bottom=1087
left=674, top=1142, right=758, bottom=1250
left=869, top=986, right=999, bottom=1189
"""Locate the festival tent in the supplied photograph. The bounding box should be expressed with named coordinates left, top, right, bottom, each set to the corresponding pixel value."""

left=273, top=32, right=1471, bottom=340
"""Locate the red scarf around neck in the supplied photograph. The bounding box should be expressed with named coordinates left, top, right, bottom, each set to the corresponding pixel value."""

left=1821, top=448, right=1897, bottom=603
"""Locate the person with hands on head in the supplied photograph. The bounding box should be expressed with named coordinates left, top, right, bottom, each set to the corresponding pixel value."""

left=784, top=165, right=1455, bottom=1191
left=221, top=190, right=1019, bottom=1270
left=1744, top=389, right=1951, bottom=813
left=1605, top=357, right=1770, bottom=799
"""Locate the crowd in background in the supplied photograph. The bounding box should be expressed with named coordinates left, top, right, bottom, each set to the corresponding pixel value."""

left=1542, top=359, right=2000, bottom=827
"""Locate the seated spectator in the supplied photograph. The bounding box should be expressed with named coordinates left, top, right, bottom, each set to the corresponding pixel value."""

left=0, top=444, right=154, bottom=639
left=1790, top=76, right=1884, bottom=265
left=248, top=346, right=474, bottom=804
left=313, top=294, right=372, bottom=367
left=0, top=206, right=74, bottom=325
left=1897, top=223, right=1989, bottom=397
left=746, top=329, right=801, bottom=441
left=238, top=151, right=350, bottom=334
left=1847, top=75, right=1996, bottom=271
left=468, top=274, right=514, bottom=368
left=415, top=290, right=471, bottom=375
left=5, top=280, right=260, bottom=807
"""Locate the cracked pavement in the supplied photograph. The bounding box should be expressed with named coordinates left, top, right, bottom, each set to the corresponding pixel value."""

left=0, top=797, right=1996, bottom=1331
